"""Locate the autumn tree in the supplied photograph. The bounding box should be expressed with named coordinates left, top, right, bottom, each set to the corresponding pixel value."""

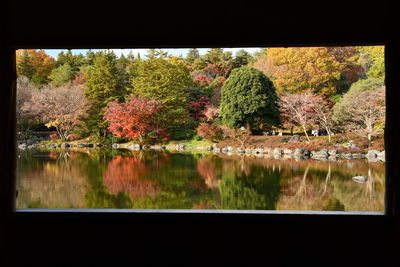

left=130, top=54, right=193, bottom=129
left=261, top=47, right=347, bottom=96
left=16, top=49, right=57, bottom=84
left=104, top=96, right=162, bottom=140
left=356, top=46, right=385, bottom=80
left=84, top=50, right=127, bottom=136
left=16, top=76, right=36, bottom=133
left=278, top=93, right=317, bottom=141
left=196, top=123, right=224, bottom=143
left=312, top=96, right=335, bottom=142
left=220, top=66, right=280, bottom=132
left=22, top=83, right=87, bottom=140
left=334, top=84, right=385, bottom=142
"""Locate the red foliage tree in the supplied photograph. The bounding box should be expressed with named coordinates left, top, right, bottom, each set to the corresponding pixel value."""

left=196, top=123, right=224, bottom=142
left=189, top=96, right=210, bottom=121
left=104, top=96, right=164, bottom=140
left=103, top=155, right=160, bottom=199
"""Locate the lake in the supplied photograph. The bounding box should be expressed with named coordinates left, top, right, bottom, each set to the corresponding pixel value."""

left=16, top=149, right=385, bottom=212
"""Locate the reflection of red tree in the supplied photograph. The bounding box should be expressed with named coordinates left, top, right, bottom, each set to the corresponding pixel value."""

left=196, top=157, right=220, bottom=188
left=103, top=155, right=160, bottom=199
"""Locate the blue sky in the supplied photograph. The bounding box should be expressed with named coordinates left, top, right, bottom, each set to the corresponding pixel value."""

left=43, top=48, right=263, bottom=59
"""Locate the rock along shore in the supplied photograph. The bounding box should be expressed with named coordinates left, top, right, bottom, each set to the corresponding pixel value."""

left=18, top=140, right=385, bottom=162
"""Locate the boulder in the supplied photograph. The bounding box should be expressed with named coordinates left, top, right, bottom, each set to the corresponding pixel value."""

left=18, top=144, right=27, bottom=150
left=311, top=149, right=328, bottom=159
left=213, top=147, right=221, bottom=153
left=253, top=148, right=264, bottom=154
left=236, top=147, right=245, bottom=153
left=328, top=149, right=338, bottom=156
left=340, top=153, right=353, bottom=159
left=176, top=144, right=185, bottom=150
left=60, top=143, right=70, bottom=149
left=352, top=176, right=367, bottom=183
left=287, top=134, right=300, bottom=143
left=263, top=147, right=273, bottom=155
left=328, top=156, right=338, bottom=161
left=351, top=153, right=363, bottom=159
left=283, top=149, right=293, bottom=155
left=273, top=148, right=283, bottom=156
left=294, top=155, right=307, bottom=161
left=377, top=150, right=385, bottom=161
left=366, top=150, right=380, bottom=159
left=245, top=148, right=254, bottom=154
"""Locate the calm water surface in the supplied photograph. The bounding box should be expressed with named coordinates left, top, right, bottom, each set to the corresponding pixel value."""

left=16, top=149, right=385, bottom=211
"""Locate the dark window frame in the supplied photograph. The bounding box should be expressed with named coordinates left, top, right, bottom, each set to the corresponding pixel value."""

left=1, top=4, right=399, bottom=264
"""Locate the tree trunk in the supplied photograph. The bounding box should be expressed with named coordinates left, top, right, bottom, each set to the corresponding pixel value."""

left=326, top=126, right=331, bottom=143
left=302, top=124, right=310, bottom=142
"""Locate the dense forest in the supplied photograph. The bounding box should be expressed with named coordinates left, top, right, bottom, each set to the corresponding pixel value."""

left=16, top=46, right=385, bottom=147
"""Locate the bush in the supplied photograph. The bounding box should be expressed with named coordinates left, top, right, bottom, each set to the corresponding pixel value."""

left=196, top=123, right=224, bottom=143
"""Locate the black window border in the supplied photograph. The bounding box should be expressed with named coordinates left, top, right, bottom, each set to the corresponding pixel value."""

left=1, top=3, right=400, bottom=265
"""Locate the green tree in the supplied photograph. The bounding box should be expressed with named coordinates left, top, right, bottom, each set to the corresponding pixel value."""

left=220, top=66, right=280, bottom=132
left=57, top=50, right=85, bottom=74
left=356, top=46, right=385, bottom=80
left=48, top=64, right=74, bottom=86
left=186, top=48, right=200, bottom=64
left=84, top=50, right=127, bottom=136
left=232, top=49, right=254, bottom=68
left=17, top=50, right=34, bottom=78
left=202, top=48, right=233, bottom=77
left=130, top=55, right=193, bottom=128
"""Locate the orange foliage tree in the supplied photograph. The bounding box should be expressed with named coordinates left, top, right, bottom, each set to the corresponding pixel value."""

left=16, top=49, right=57, bottom=84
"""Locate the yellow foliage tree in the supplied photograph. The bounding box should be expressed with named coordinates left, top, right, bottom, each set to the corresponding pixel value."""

left=258, top=47, right=346, bottom=96
left=16, top=49, right=57, bottom=84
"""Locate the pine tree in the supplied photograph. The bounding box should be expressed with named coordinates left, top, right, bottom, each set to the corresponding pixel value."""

left=84, top=50, right=127, bottom=136
left=17, top=50, right=34, bottom=78
left=186, top=48, right=200, bottom=64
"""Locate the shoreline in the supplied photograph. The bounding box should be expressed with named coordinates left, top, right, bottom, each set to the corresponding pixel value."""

left=18, top=141, right=385, bottom=162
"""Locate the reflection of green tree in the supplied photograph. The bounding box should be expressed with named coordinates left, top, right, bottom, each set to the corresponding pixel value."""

left=130, top=152, right=217, bottom=209
left=219, top=166, right=281, bottom=210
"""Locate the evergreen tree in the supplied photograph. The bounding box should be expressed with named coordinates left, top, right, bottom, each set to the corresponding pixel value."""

left=57, top=50, right=85, bottom=74
left=185, top=48, right=200, bottom=64
left=220, top=66, right=280, bottom=132
left=17, top=50, right=34, bottom=78
left=131, top=55, right=193, bottom=128
left=232, top=49, right=254, bottom=68
left=84, top=50, right=127, bottom=136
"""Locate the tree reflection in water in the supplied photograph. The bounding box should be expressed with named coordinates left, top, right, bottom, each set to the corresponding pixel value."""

left=17, top=149, right=385, bottom=211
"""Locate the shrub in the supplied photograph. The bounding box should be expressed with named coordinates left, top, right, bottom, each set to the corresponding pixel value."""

left=196, top=123, right=224, bottom=143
